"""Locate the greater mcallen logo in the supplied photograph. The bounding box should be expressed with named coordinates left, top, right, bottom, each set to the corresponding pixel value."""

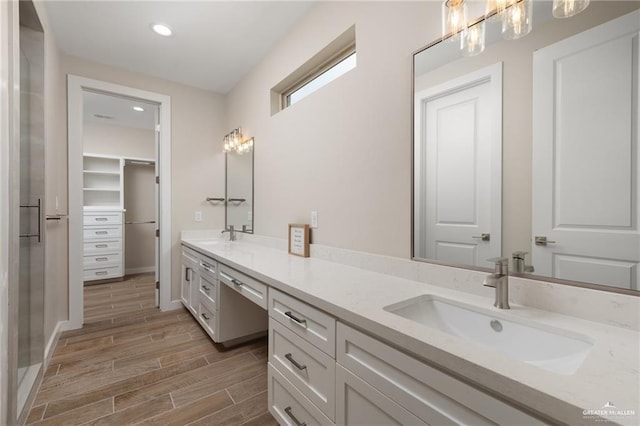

left=583, top=402, right=636, bottom=422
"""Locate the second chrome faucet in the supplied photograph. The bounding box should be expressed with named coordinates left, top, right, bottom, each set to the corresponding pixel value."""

left=483, top=257, right=510, bottom=309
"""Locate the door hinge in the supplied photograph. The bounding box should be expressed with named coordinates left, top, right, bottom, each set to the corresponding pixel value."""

left=156, top=229, right=159, bottom=237
left=156, top=176, right=159, bottom=184
left=156, top=281, right=160, bottom=290
left=155, top=124, right=161, bottom=132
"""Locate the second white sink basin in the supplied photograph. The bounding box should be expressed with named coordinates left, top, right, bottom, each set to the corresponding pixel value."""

left=383, top=295, right=593, bottom=375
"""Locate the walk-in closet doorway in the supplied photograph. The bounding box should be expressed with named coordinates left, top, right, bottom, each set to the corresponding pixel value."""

left=67, top=76, right=172, bottom=331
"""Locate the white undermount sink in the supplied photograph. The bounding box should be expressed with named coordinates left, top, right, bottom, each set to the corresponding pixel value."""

left=383, top=295, right=593, bottom=375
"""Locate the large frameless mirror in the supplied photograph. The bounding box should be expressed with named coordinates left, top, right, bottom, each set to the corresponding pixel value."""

left=225, top=138, right=254, bottom=233
left=413, top=1, right=639, bottom=293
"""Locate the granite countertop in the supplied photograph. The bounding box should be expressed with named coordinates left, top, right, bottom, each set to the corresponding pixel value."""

left=181, top=237, right=640, bottom=425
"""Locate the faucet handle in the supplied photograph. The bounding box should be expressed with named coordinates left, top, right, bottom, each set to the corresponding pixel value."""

left=486, top=257, right=508, bottom=274
left=512, top=251, right=528, bottom=260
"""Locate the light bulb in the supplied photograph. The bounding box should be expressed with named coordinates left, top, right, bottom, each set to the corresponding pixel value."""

left=442, top=0, right=468, bottom=42
left=552, top=0, right=589, bottom=18
left=502, top=0, right=532, bottom=40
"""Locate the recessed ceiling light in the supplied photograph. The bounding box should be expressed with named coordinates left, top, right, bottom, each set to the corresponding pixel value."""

left=132, top=106, right=145, bottom=112
left=151, top=23, right=172, bottom=37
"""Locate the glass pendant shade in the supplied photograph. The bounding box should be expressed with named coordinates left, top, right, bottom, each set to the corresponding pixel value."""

left=485, top=0, right=517, bottom=21
left=552, top=0, right=589, bottom=18
left=442, top=0, right=468, bottom=41
left=502, top=0, right=533, bottom=40
left=461, top=21, right=485, bottom=56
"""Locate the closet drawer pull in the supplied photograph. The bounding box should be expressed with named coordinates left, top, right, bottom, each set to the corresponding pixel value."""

left=284, top=353, right=307, bottom=371
left=284, top=311, right=307, bottom=327
left=231, top=278, right=243, bottom=287
left=95, top=231, right=108, bottom=235
left=95, top=244, right=108, bottom=248
left=96, top=257, right=108, bottom=262
left=284, top=407, right=306, bottom=426
left=95, top=271, right=108, bottom=276
left=201, top=313, right=211, bottom=321
left=95, top=217, right=108, bottom=221
left=201, top=285, right=210, bottom=292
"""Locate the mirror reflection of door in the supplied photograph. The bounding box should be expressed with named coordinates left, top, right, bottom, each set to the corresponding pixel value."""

left=415, top=64, right=502, bottom=268
left=532, top=10, right=639, bottom=289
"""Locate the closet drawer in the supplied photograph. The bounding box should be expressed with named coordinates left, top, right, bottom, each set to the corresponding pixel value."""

left=84, top=213, right=122, bottom=225
left=269, top=288, right=336, bottom=357
left=83, top=226, right=122, bottom=240
left=84, top=265, right=122, bottom=281
left=269, top=318, right=335, bottom=420
left=268, top=364, right=333, bottom=426
left=83, top=240, right=122, bottom=253
left=83, top=252, right=122, bottom=267
left=219, top=264, right=267, bottom=309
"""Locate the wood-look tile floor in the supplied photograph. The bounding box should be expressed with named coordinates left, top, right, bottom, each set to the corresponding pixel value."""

left=26, top=273, right=277, bottom=426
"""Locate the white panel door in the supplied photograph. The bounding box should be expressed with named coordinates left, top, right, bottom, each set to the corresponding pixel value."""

left=415, top=64, right=502, bottom=268
left=532, top=10, right=639, bottom=289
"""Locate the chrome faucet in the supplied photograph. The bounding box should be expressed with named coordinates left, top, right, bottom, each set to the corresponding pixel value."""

left=512, top=251, right=534, bottom=274
left=483, top=257, right=510, bottom=309
left=221, top=225, right=236, bottom=241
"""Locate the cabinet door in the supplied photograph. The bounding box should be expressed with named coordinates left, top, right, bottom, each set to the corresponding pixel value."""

left=336, top=365, right=426, bottom=426
left=181, top=249, right=198, bottom=314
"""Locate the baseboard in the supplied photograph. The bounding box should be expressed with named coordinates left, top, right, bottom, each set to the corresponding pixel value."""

left=163, top=299, right=184, bottom=312
left=125, top=266, right=155, bottom=275
left=45, top=320, right=67, bottom=361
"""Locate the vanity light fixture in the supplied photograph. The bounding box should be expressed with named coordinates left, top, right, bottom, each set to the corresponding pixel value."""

left=151, top=23, right=172, bottom=37
left=223, top=128, right=253, bottom=155
left=461, top=20, right=486, bottom=56
left=502, top=0, right=532, bottom=40
left=442, top=0, right=590, bottom=54
left=132, top=106, right=144, bottom=112
left=442, top=0, right=468, bottom=41
left=552, top=0, right=590, bottom=19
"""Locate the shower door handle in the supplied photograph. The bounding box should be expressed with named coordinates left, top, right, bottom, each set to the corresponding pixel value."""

left=19, top=198, right=41, bottom=243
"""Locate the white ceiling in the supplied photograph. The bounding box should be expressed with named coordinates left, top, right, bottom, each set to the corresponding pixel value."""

left=83, top=91, right=158, bottom=129
left=43, top=0, right=316, bottom=94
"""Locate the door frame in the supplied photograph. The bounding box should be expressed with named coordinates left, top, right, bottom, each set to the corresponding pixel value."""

left=67, top=75, right=172, bottom=330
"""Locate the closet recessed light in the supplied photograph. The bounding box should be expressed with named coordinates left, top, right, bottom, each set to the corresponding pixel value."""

left=151, top=23, right=172, bottom=37
left=132, top=106, right=145, bottom=112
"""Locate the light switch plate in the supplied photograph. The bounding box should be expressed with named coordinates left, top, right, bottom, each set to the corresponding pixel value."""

left=195, top=211, right=202, bottom=222
left=311, top=211, right=318, bottom=228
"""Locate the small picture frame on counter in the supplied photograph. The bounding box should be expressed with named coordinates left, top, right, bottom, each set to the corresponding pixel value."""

left=288, top=224, right=310, bottom=257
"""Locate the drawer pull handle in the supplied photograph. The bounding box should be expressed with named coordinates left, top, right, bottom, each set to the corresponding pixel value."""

left=201, top=285, right=210, bottom=292
left=284, top=311, right=307, bottom=327
left=284, top=353, right=307, bottom=371
left=284, top=407, right=306, bottom=426
left=96, top=244, right=108, bottom=248
left=96, top=271, right=108, bottom=276
left=96, top=231, right=108, bottom=235
left=96, top=257, right=108, bottom=262
left=231, top=278, right=243, bottom=287
left=95, top=217, right=108, bottom=221
left=201, top=313, right=211, bottom=321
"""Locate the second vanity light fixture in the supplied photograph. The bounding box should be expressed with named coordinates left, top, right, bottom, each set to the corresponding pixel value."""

left=443, top=0, right=590, bottom=56
left=223, top=128, right=254, bottom=155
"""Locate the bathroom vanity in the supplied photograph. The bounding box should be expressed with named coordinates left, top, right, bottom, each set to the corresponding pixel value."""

left=181, top=235, right=639, bottom=425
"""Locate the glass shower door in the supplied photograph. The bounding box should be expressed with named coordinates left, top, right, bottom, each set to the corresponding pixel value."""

left=16, top=13, right=45, bottom=415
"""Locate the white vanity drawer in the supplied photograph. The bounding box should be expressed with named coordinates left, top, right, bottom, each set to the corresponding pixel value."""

left=336, top=323, right=543, bottom=426
left=84, top=240, right=121, bottom=253
left=83, top=252, right=121, bottom=267
left=269, top=318, right=335, bottom=421
left=198, top=273, right=217, bottom=308
left=219, top=264, right=267, bottom=309
left=268, top=363, right=333, bottom=426
left=197, top=299, right=217, bottom=340
left=269, top=288, right=336, bottom=357
left=336, top=364, right=426, bottom=426
left=83, top=265, right=122, bottom=281
left=83, top=226, right=122, bottom=240
left=83, top=213, right=122, bottom=225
